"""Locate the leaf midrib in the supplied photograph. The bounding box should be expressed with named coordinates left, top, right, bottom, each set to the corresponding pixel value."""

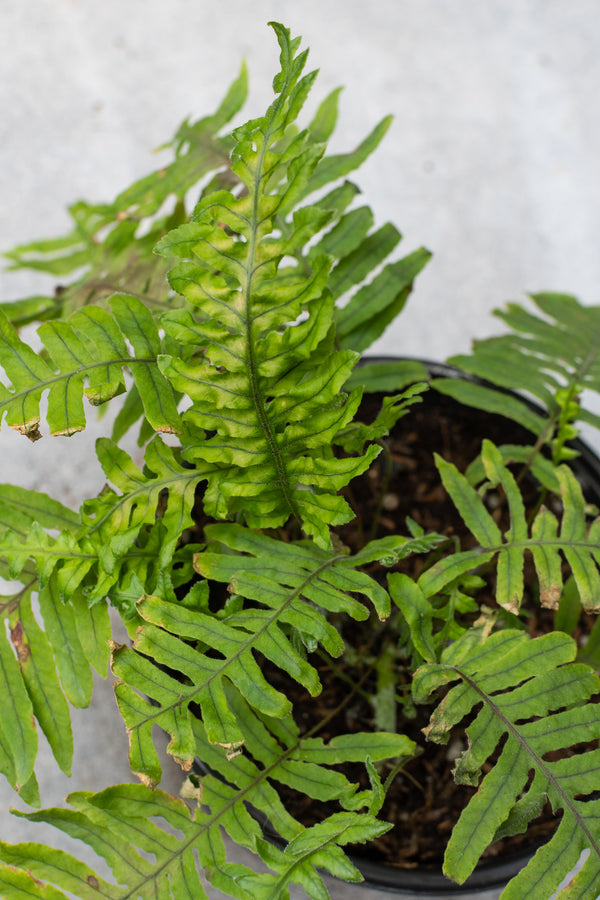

left=452, top=664, right=600, bottom=864
left=242, top=66, right=303, bottom=528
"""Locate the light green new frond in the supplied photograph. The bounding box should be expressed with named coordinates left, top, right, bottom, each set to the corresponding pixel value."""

left=425, top=440, right=600, bottom=614
left=437, top=293, right=600, bottom=440
left=412, top=629, right=600, bottom=894
left=153, top=23, right=425, bottom=545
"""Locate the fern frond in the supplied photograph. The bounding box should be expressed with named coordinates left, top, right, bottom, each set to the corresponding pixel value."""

left=420, top=440, right=600, bottom=614
left=110, top=523, right=417, bottom=784
left=0, top=686, right=412, bottom=896
left=413, top=628, right=600, bottom=896
left=0, top=484, right=79, bottom=534
left=0, top=755, right=402, bottom=900
left=2, top=64, right=248, bottom=327
left=80, top=436, right=199, bottom=581
left=0, top=481, right=116, bottom=790
left=0, top=435, right=204, bottom=615
left=0, top=295, right=180, bottom=439
left=0, top=567, right=111, bottom=799
left=0, top=598, right=38, bottom=795
left=436, top=293, right=600, bottom=440
left=344, top=358, right=431, bottom=393
left=196, top=522, right=398, bottom=617
left=152, top=23, right=430, bottom=546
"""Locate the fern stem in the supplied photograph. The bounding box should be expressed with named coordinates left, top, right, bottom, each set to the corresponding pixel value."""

left=302, top=660, right=376, bottom=742
left=315, top=647, right=374, bottom=703
left=0, top=579, right=37, bottom=617
left=367, top=438, right=393, bottom=543
left=515, top=414, right=558, bottom=487
left=384, top=756, right=425, bottom=797
left=242, top=87, right=303, bottom=529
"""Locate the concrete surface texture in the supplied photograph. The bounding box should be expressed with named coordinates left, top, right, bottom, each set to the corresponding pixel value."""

left=0, top=1, right=599, bottom=897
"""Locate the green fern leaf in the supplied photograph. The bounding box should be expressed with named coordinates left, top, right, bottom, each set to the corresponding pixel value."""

left=502, top=810, right=600, bottom=899
left=388, top=573, right=437, bottom=663
left=81, top=436, right=198, bottom=576
left=0, top=438, right=201, bottom=615
left=335, top=248, right=432, bottom=353
left=437, top=293, right=600, bottom=441
left=427, top=440, right=600, bottom=614
left=0, top=572, right=110, bottom=787
left=38, top=574, right=95, bottom=708
left=336, top=383, right=427, bottom=454
left=0, top=617, right=37, bottom=793
left=196, top=522, right=395, bottom=619
left=0, top=683, right=409, bottom=896
left=0, top=479, right=113, bottom=785
left=152, top=22, right=424, bottom=545
left=1, top=785, right=215, bottom=899
left=0, top=485, right=79, bottom=534
left=0, top=296, right=180, bottom=439
left=111, top=521, right=404, bottom=783
left=344, top=358, right=430, bottom=393
left=464, top=442, right=562, bottom=494
left=191, top=689, right=410, bottom=895
left=11, top=594, right=73, bottom=777
left=305, top=114, right=393, bottom=195
left=413, top=628, right=600, bottom=893
left=0, top=523, right=93, bottom=593
left=69, top=587, right=111, bottom=677
left=0, top=761, right=398, bottom=900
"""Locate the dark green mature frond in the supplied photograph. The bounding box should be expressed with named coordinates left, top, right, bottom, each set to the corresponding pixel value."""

left=420, top=440, right=600, bottom=614
left=436, top=293, right=600, bottom=442
left=0, top=688, right=412, bottom=897
left=0, top=295, right=180, bottom=440
left=0, top=746, right=405, bottom=900
left=110, top=526, right=420, bottom=784
left=0, top=482, right=111, bottom=799
left=413, top=628, right=600, bottom=897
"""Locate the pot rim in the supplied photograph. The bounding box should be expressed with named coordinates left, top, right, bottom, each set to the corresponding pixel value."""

left=360, top=354, right=600, bottom=502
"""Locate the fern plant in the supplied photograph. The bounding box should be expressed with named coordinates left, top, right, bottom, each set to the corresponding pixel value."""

left=0, top=20, right=600, bottom=899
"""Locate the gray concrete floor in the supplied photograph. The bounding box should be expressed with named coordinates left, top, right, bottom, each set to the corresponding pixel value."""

left=1, top=2, right=600, bottom=897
